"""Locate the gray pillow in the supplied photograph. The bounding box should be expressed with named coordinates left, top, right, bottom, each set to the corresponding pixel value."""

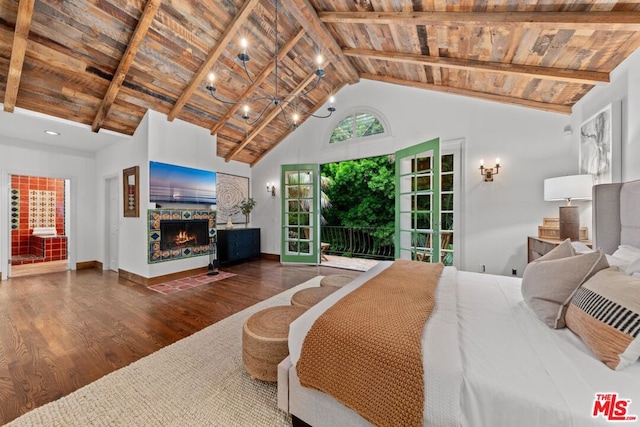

left=521, top=250, right=609, bottom=328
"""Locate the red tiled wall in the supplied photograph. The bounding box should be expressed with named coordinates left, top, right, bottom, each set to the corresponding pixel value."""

left=11, top=175, right=66, bottom=258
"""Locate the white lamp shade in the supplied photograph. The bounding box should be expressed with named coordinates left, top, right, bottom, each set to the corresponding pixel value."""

left=544, top=174, right=593, bottom=202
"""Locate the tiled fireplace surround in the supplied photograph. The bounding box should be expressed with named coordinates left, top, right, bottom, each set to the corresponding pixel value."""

left=10, top=175, right=67, bottom=265
left=148, top=209, right=216, bottom=263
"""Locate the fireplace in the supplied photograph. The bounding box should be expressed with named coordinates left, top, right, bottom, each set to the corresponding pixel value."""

left=160, top=219, right=209, bottom=250
left=148, top=209, right=216, bottom=264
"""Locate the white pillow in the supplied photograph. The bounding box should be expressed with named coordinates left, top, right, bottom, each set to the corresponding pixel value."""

left=606, top=254, right=631, bottom=270
left=612, top=245, right=640, bottom=263
left=626, top=258, right=640, bottom=275
left=607, top=246, right=640, bottom=275
left=571, top=241, right=594, bottom=254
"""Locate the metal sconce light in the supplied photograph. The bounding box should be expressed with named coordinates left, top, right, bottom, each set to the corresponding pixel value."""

left=266, top=182, right=276, bottom=196
left=480, top=158, right=501, bottom=182
left=563, top=125, right=573, bottom=136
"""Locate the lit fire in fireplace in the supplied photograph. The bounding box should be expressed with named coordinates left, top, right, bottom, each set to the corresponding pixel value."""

left=159, top=219, right=208, bottom=251
left=174, top=230, right=196, bottom=246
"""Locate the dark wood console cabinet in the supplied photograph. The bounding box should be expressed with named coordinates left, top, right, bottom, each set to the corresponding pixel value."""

left=217, top=228, right=260, bottom=265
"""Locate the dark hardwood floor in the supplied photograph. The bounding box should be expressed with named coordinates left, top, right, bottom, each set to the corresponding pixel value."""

left=0, top=259, right=354, bottom=425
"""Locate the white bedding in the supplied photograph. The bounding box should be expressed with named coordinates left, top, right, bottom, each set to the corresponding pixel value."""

left=285, top=263, right=640, bottom=426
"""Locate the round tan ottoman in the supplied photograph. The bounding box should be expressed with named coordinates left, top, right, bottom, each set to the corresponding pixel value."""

left=320, top=274, right=357, bottom=288
left=290, top=286, right=339, bottom=309
left=242, top=305, right=307, bottom=382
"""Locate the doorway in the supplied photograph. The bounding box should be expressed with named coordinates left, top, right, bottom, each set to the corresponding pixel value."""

left=318, top=138, right=462, bottom=269
left=105, top=176, right=119, bottom=272
left=280, top=164, right=319, bottom=264
left=9, top=174, right=70, bottom=277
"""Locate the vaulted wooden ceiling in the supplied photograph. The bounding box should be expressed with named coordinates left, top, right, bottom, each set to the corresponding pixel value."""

left=2, top=0, right=640, bottom=166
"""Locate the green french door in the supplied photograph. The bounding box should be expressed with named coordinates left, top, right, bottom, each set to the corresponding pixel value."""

left=395, top=138, right=440, bottom=262
left=281, top=164, right=320, bottom=264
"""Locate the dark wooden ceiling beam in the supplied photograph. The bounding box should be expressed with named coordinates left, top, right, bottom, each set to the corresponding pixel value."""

left=344, top=48, right=609, bottom=85
left=167, top=0, right=261, bottom=122
left=3, top=0, right=35, bottom=113
left=361, top=73, right=572, bottom=114
left=225, top=63, right=328, bottom=162
left=250, top=83, right=347, bottom=166
left=91, top=0, right=162, bottom=132
left=287, top=0, right=359, bottom=84
left=209, top=28, right=306, bottom=136
left=319, top=11, right=640, bottom=31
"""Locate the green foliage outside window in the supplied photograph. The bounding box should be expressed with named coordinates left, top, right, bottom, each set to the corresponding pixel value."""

left=329, top=112, right=384, bottom=144
left=321, top=155, right=395, bottom=244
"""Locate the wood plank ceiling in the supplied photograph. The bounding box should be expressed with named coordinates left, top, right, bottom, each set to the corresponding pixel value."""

left=2, top=0, right=640, bottom=166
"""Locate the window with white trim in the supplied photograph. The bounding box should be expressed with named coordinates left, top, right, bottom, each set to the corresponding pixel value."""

left=329, top=112, right=385, bottom=144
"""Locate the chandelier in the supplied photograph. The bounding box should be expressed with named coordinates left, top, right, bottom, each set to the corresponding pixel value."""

left=205, top=0, right=336, bottom=129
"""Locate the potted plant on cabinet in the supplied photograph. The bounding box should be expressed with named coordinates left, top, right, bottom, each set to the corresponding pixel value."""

left=235, top=197, right=257, bottom=227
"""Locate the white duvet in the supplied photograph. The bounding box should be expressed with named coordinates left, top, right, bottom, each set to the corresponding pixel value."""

left=288, top=262, right=640, bottom=426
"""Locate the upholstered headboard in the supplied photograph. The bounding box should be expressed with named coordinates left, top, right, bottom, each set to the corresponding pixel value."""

left=593, top=179, right=640, bottom=254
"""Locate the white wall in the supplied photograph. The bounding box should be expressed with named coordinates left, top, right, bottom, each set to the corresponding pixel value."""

left=95, top=112, right=150, bottom=277
left=95, top=110, right=251, bottom=279
left=0, top=138, right=97, bottom=279
left=252, top=79, right=577, bottom=276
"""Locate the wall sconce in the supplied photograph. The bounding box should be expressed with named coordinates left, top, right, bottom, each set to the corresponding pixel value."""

left=563, top=124, right=573, bottom=136
left=480, top=158, right=500, bottom=182
left=266, top=182, right=276, bottom=196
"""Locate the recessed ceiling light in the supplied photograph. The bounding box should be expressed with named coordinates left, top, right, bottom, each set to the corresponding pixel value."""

left=44, top=130, right=60, bottom=136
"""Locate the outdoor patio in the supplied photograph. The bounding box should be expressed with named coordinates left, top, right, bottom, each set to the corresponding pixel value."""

left=321, top=254, right=380, bottom=271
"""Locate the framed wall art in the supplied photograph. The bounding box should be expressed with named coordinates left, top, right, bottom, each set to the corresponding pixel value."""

left=216, top=173, right=249, bottom=225
left=579, top=102, right=621, bottom=185
left=123, top=166, right=140, bottom=217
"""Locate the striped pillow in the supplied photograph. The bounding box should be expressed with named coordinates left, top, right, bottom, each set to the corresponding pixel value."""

left=565, top=267, right=640, bottom=370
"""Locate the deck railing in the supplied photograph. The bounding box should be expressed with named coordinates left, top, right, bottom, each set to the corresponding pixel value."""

left=320, top=226, right=395, bottom=260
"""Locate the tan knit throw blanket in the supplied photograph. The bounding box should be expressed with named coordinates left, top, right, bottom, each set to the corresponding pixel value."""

left=296, top=260, right=444, bottom=427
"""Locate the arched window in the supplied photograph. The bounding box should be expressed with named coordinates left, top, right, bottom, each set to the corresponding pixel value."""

left=329, top=111, right=385, bottom=144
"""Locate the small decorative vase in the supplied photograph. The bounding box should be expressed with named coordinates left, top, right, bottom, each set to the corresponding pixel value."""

left=244, top=214, right=250, bottom=228
left=226, top=217, right=234, bottom=229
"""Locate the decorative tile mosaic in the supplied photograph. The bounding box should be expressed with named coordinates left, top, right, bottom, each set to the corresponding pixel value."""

left=10, top=189, right=19, bottom=230
left=148, top=209, right=216, bottom=264
left=28, top=190, right=57, bottom=228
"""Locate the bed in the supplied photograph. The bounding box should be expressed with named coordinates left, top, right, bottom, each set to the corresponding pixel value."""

left=277, top=180, right=640, bottom=427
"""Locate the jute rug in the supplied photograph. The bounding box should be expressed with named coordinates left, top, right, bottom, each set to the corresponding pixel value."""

left=8, top=276, right=323, bottom=427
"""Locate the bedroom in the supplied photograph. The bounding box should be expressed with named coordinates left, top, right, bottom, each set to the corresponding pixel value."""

left=1, top=0, right=640, bottom=424
left=2, top=1, right=640, bottom=278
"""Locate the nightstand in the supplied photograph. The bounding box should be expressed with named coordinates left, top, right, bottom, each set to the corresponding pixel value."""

left=527, top=236, right=592, bottom=263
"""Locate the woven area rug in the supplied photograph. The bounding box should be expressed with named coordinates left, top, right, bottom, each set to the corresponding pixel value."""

left=8, top=276, right=323, bottom=427
left=147, top=271, right=237, bottom=295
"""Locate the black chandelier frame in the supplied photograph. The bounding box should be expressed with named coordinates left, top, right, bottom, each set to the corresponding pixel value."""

left=205, top=0, right=336, bottom=128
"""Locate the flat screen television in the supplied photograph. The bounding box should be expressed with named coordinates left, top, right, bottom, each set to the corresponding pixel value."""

left=149, top=161, right=216, bottom=205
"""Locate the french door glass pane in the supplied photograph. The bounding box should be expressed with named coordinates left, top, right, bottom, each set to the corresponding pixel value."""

left=442, top=174, right=454, bottom=192
left=415, top=194, right=431, bottom=211
left=415, top=156, right=431, bottom=173
left=412, top=175, right=431, bottom=191
left=441, top=193, right=454, bottom=211
left=442, top=154, right=454, bottom=173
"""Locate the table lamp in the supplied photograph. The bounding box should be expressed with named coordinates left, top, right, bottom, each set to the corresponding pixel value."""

left=543, top=174, right=593, bottom=241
